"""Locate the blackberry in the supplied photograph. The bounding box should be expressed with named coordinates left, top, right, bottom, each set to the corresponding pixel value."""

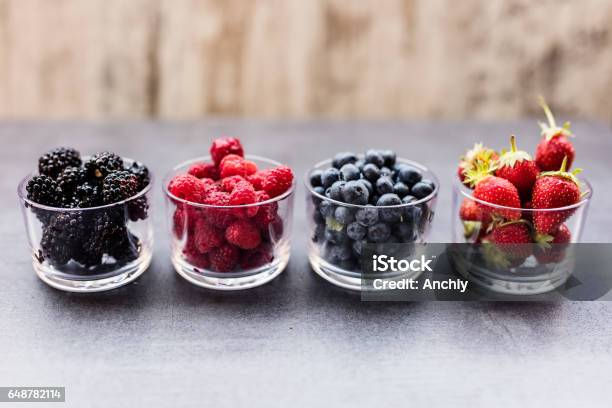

left=85, top=151, right=123, bottom=179
left=109, top=231, right=140, bottom=263
left=26, top=175, right=63, bottom=206
left=38, top=147, right=81, bottom=178
left=128, top=196, right=149, bottom=221
left=56, top=166, right=86, bottom=196
left=101, top=171, right=139, bottom=204
left=72, top=182, right=102, bottom=208
left=41, top=212, right=90, bottom=266
left=127, top=161, right=150, bottom=190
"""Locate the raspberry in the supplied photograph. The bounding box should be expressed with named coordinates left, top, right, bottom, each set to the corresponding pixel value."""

left=188, top=162, right=219, bottom=180
left=247, top=172, right=265, bottom=190
left=209, top=243, right=240, bottom=272
left=168, top=174, right=208, bottom=203
left=173, top=207, right=188, bottom=237
left=225, top=219, right=261, bottom=250
left=210, top=137, right=244, bottom=166
left=182, top=239, right=210, bottom=269
left=219, top=154, right=258, bottom=178
left=219, top=175, right=246, bottom=192
left=261, top=166, right=294, bottom=198
left=253, top=191, right=278, bottom=226
left=193, top=219, right=225, bottom=253
left=229, top=181, right=257, bottom=206
left=239, top=243, right=273, bottom=269
left=203, top=191, right=229, bottom=206
left=202, top=191, right=236, bottom=228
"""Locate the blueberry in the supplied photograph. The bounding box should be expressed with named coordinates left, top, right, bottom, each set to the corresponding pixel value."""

left=376, top=177, right=394, bottom=195
left=327, top=180, right=346, bottom=201
left=321, top=168, right=341, bottom=189
left=310, top=170, right=323, bottom=187
left=341, top=180, right=369, bottom=205
left=347, top=222, right=367, bottom=240
left=340, top=163, right=361, bottom=181
left=356, top=205, right=379, bottom=226
left=352, top=239, right=365, bottom=256
left=334, top=206, right=354, bottom=225
left=325, top=228, right=347, bottom=244
left=313, top=209, right=325, bottom=224
left=367, top=223, right=391, bottom=243
left=393, top=222, right=415, bottom=242
left=312, top=224, right=326, bottom=242
left=376, top=193, right=402, bottom=206
left=324, top=242, right=352, bottom=262
left=362, top=163, right=381, bottom=182
left=332, top=152, right=357, bottom=169
left=357, top=179, right=373, bottom=195
left=365, top=149, right=385, bottom=167
left=312, top=186, right=325, bottom=204
left=380, top=167, right=392, bottom=178
left=319, top=200, right=335, bottom=217
left=420, top=179, right=435, bottom=188
left=393, top=182, right=410, bottom=197
left=411, top=182, right=434, bottom=199
left=381, top=150, right=396, bottom=167
left=354, top=159, right=365, bottom=171
left=397, top=166, right=422, bottom=186
left=401, top=195, right=418, bottom=204
left=370, top=195, right=380, bottom=205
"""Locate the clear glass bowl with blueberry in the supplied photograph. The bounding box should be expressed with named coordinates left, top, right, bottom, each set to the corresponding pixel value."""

left=305, top=149, right=439, bottom=290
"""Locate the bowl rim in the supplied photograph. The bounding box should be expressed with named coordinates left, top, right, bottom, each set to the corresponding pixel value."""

left=453, top=174, right=593, bottom=212
left=162, top=154, right=295, bottom=208
left=303, top=156, right=439, bottom=209
left=17, top=157, right=153, bottom=212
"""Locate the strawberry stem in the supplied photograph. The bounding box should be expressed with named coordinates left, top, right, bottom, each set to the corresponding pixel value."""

left=559, top=156, right=568, bottom=173
left=538, top=95, right=556, bottom=128
left=510, top=135, right=517, bottom=153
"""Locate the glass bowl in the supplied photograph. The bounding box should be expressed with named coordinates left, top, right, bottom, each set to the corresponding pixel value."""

left=17, top=159, right=154, bottom=292
left=163, top=155, right=295, bottom=290
left=305, top=157, right=439, bottom=291
left=449, top=176, right=592, bottom=295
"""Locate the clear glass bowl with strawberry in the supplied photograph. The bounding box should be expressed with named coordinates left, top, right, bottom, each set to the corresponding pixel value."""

left=163, top=137, right=295, bottom=290
left=451, top=98, right=592, bottom=295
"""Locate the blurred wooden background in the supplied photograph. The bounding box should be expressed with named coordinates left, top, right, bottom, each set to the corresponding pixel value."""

left=0, top=0, right=611, bottom=120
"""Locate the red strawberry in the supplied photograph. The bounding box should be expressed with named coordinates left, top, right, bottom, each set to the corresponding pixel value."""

left=210, top=137, right=244, bottom=166
left=457, top=143, right=499, bottom=186
left=535, top=96, right=575, bottom=171
left=495, top=135, right=539, bottom=200
left=209, top=243, right=240, bottom=272
left=535, top=224, right=571, bottom=264
left=531, top=157, right=582, bottom=234
left=187, top=162, right=219, bottom=180
left=466, top=162, right=522, bottom=221
left=482, top=220, right=533, bottom=267
left=460, top=198, right=491, bottom=241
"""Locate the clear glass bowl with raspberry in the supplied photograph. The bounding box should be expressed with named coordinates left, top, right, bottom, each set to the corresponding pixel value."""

left=17, top=158, right=154, bottom=292
left=163, top=155, right=295, bottom=290
left=450, top=176, right=593, bottom=295
left=305, top=155, right=439, bottom=291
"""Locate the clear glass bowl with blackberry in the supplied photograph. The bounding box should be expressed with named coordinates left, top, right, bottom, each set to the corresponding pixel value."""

left=17, top=148, right=153, bottom=292
left=305, top=150, right=439, bottom=291
left=163, top=151, right=295, bottom=291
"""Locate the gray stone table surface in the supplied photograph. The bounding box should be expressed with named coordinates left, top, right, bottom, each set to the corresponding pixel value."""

left=1, top=120, right=611, bottom=408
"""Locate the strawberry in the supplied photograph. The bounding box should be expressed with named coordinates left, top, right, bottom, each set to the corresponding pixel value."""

left=465, top=162, right=522, bottom=221
left=457, top=143, right=499, bottom=186
left=535, top=96, right=575, bottom=171
left=495, top=135, right=539, bottom=200
left=482, top=220, right=533, bottom=267
left=459, top=198, right=491, bottom=241
left=534, top=224, right=571, bottom=264
left=531, top=157, right=583, bottom=234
